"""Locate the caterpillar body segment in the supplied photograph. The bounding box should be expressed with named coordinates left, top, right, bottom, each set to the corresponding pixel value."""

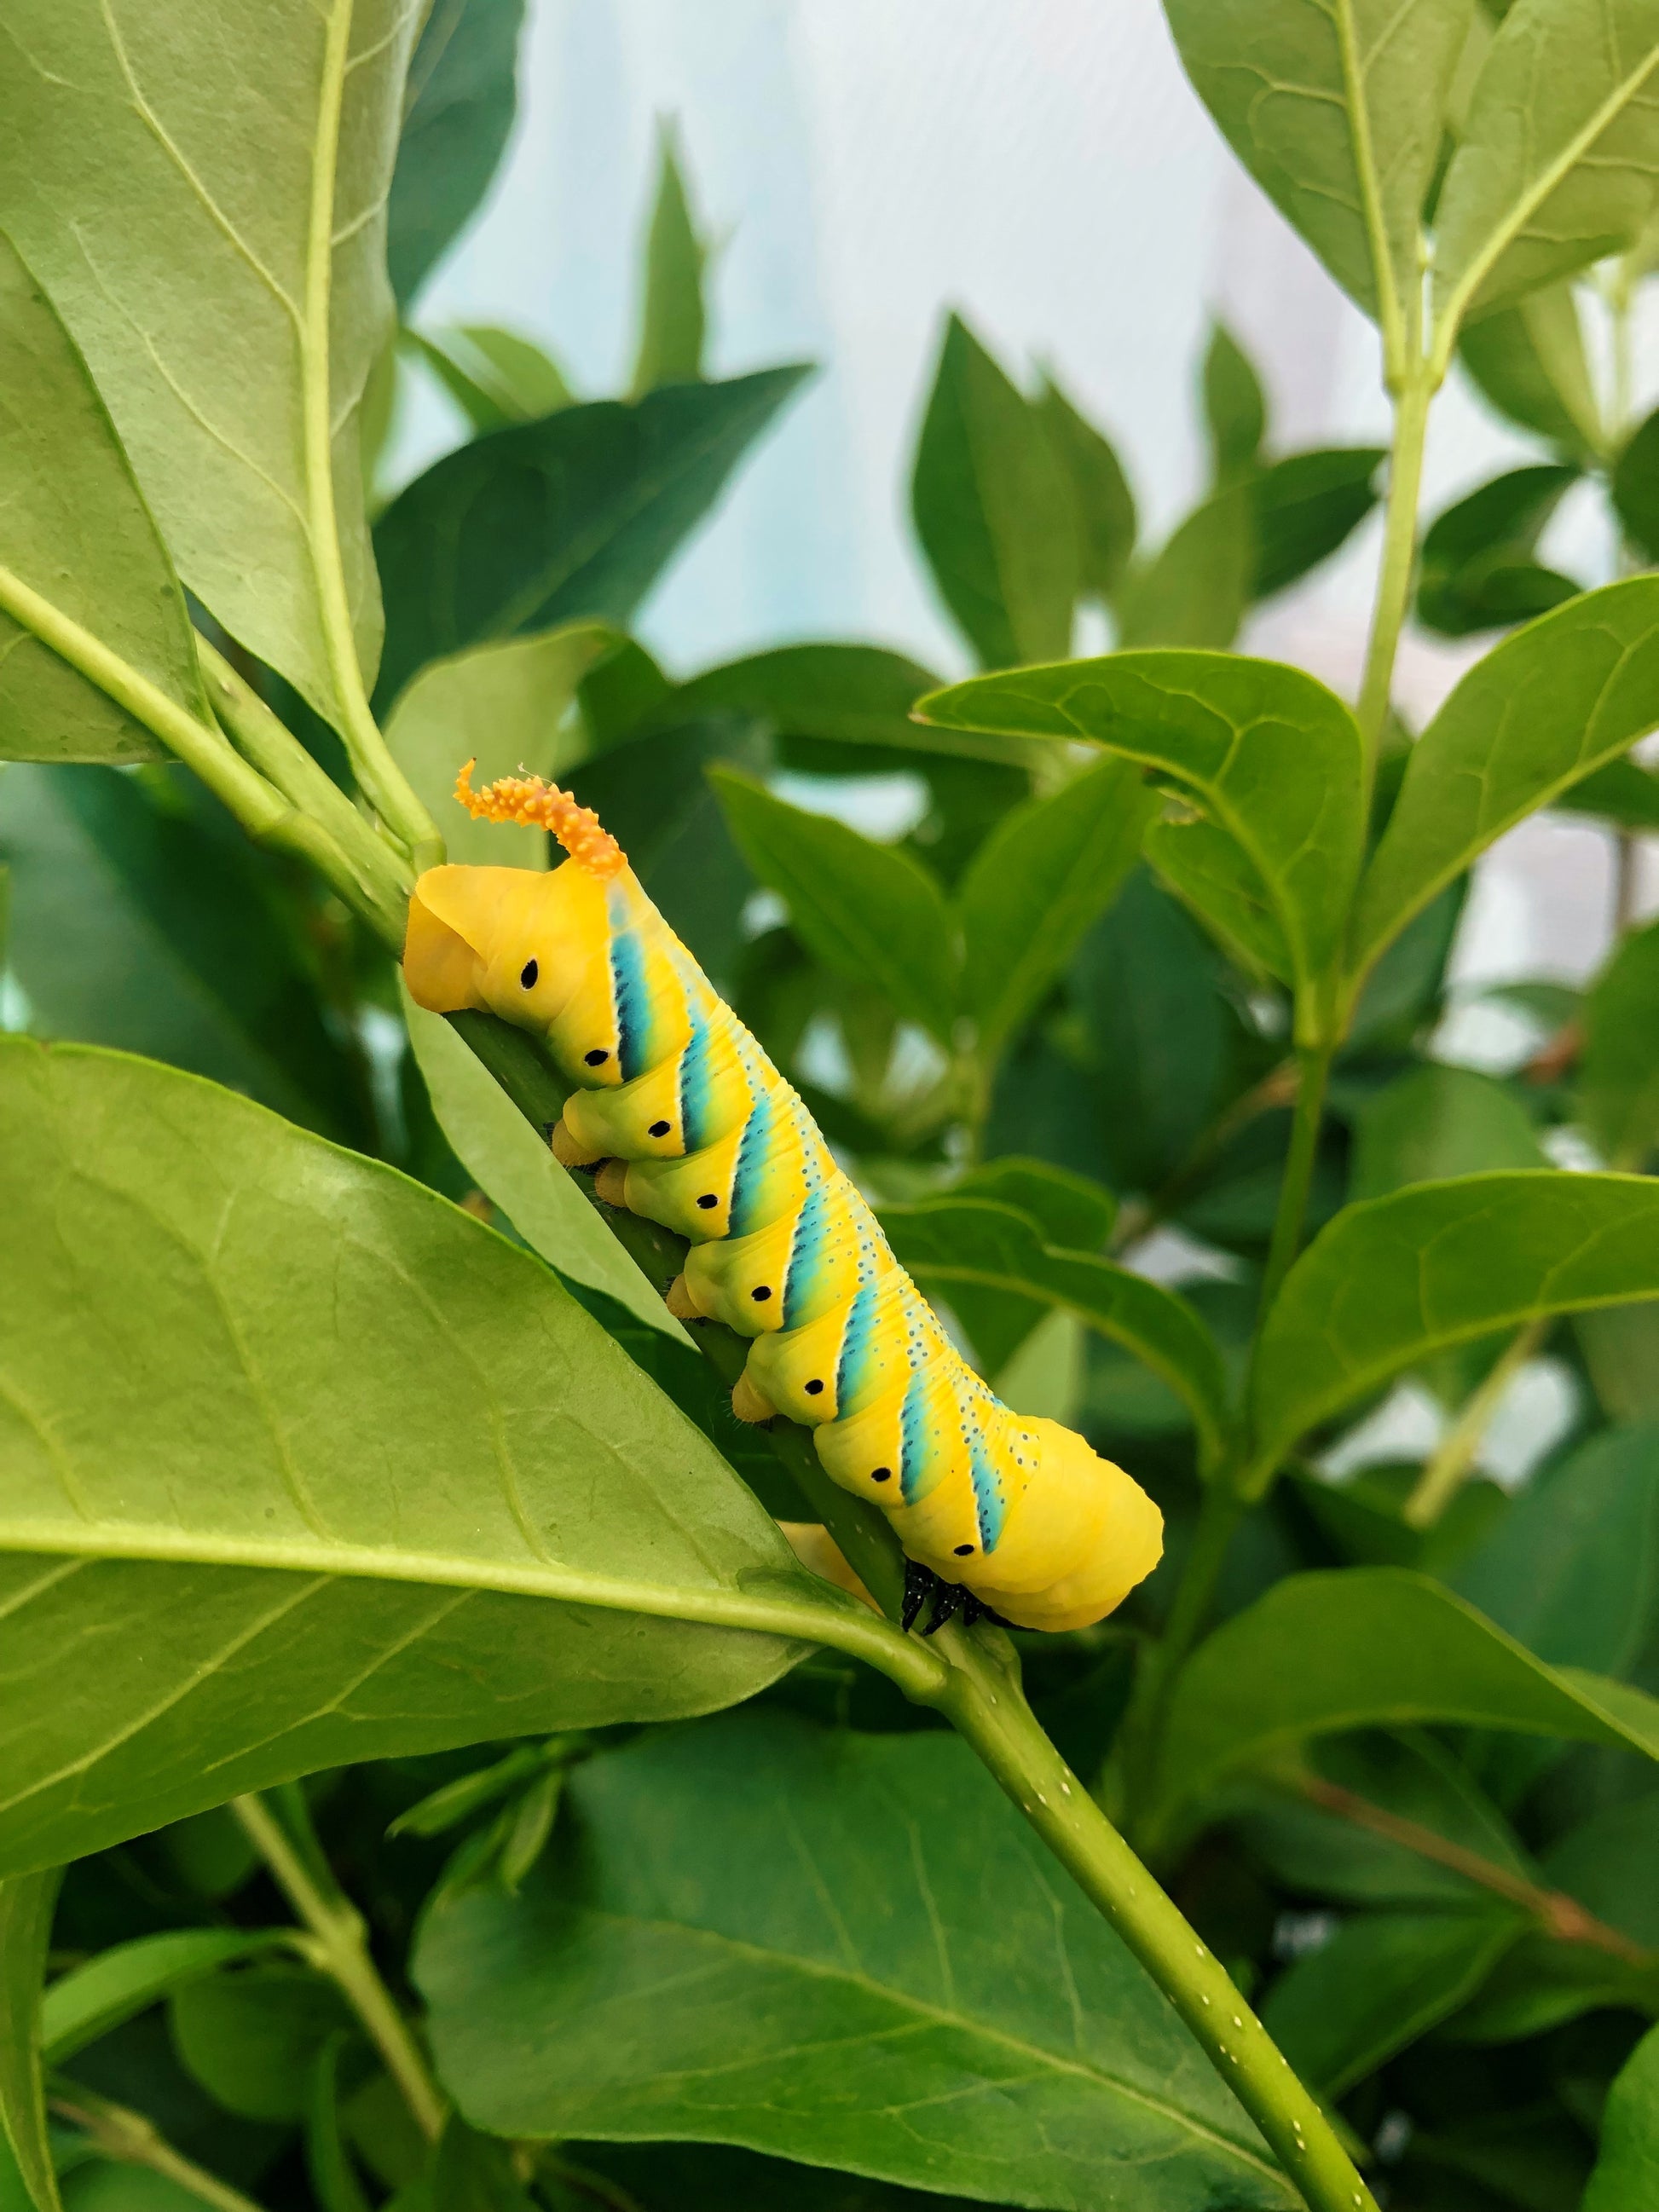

left=402, top=767, right=1164, bottom=1633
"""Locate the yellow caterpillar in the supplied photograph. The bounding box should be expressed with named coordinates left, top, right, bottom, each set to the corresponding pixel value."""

left=403, top=765, right=1163, bottom=1633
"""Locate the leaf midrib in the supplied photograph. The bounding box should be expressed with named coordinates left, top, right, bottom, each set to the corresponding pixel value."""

left=524, top=1902, right=1291, bottom=2191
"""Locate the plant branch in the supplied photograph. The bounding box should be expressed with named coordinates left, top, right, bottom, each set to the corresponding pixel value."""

left=229, top=1789, right=448, bottom=2144
left=1402, top=1316, right=1548, bottom=1529
left=1355, top=363, right=1432, bottom=794
left=49, top=2084, right=268, bottom=2212
left=1257, top=1042, right=1335, bottom=1322
left=0, top=564, right=388, bottom=926
left=1295, top=1774, right=1655, bottom=1966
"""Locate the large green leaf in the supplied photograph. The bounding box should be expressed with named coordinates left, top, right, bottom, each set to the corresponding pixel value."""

left=0, top=1037, right=876, bottom=1879
left=910, top=315, right=1078, bottom=669
left=709, top=771, right=958, bottom=1042
left=631, top=127, right=708, bottom=396
left=1414, top=464, right=1581, bottom=638
left=1164, top=0, right=1471, bottom=366
left=0, top=1872, right=61, bottom=2212
left=1248, top=1171, right=1659, bottom=1481
left=1583, top=2019, right=1659, bottom=2210
left=401, top=987, right=683, bottom=1337
left=0, top=0, right=414, bottom=728
left=1351, top=579, right=1659, bottom=980
left=1432, top=0, right=1659, bottom=342
left=919, top=653, right=1365, bottom=1041
left=1457, top=282, right=1604, bottom=458
left=385, top=624, right=615, bottom=871
left=1150, top=1568, right=1659, bottom=1837
left=1260, top=1908, right=1521, bottom=2099
left=1555, top=754, right=1659, bottom=829
left=389, top=0, right=525, bottom=309
left=373, top=369, right=808, bottom=710
left=1114, top=486, right=1251, bottom=651
left=0, top=765, right=371, bottom=1145
left=1453, top=1421, right=1659, bottom=1674
left=1581, top=917, right=1659, bottom=1169
left=957, top=755, right=1154, bottom=1060
left=0, top=234, right=201, bottom=765
left=416, top=1712, right=1297, bottom=2211
left=878, top=1196, right=1232, bottom=1472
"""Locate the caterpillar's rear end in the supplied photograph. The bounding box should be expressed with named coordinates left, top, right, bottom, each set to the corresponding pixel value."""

left=404, top=766, right=1163, bottom=1634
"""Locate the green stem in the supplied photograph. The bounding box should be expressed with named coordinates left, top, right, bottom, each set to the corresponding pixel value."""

left=936, top=1649, right=1378, bottom=2212
left=1402, top=1316, right=1548, bottom=1528
left=0, top=563, right=382, bottom=921
left=229, top=1790, right=448, bottom=2143
left=1355, top=367, right=1433, bottom=796
left=49, top=2085, right=268, bottom=2212
left=196, top=635, right=411, bottom=937
left=1257, top=1042, right=1335, bottom=1322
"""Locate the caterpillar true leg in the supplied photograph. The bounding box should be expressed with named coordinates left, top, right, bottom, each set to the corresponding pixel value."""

left=402, top=760, right=1165, bottom=1636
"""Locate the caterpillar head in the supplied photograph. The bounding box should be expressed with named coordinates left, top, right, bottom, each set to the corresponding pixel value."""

left=402, top=763, right=623, bottom=1023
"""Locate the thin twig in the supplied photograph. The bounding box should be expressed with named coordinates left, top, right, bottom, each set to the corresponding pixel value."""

left=1295, top=1775, right=1655, bottom=1966
left=49, top=2087, right=267, bottom=2212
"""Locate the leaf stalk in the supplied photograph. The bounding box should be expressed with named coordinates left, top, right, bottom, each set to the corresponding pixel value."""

left=49, top=2084, right=268, bottom=2212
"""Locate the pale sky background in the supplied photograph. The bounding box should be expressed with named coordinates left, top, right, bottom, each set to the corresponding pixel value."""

left=396, top=0, right=1659, bottom=1009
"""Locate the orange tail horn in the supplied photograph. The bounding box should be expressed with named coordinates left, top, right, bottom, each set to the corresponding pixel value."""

left=454, top=759, right=626, bottom=880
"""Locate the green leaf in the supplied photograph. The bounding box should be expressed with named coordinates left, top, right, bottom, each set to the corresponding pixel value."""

left=1351, top=578, right=1659, bottom=979
left=1202, top=323, right=1267, bottom=481
left=1616, top=403, right=1659, bottom=563
left=1250, top=448, right=1384, bottom=601
left=1037, top=376, right=1136, bottom=603
left=401, top=990, right=682, bottom=1337
left=558, top=2140, right=1002, bottom=2212
left=407, top=326, right=575, bottom=435
left=1583, top=2019, right=1659, bottom=2211
left=390, top=0, right=525, bottom=309
left=308, top=2035, right=375, bottom=2212
left=1579, top=1300, right=1659, bottom=1418
left=1442, top=1932, right=1659, bottom=2042
left=1115, top=484, right=1251, bottom=651
left=1262, top=1908, right=1521, bottom=2099
left=878, top=1195, right=1232, bottom=1471
left=1164, top=0, right=1472, bottom=364
left=1072, top=867, right=1234, bottom=1189
left=1543, top=1790, right=1659, bottom=1948
left=957, top=754, right=1155, bottom=1059
left=431, top=2118, right=536, bottom=2212
left=0, top=1872, right=61, bottom=2212
left=171, top=1964, right=354, bottom=2126
left=386, top=624, right=615, bottom=871
left=373, top=367, right=808, bottom=710
left=910, top=315, right=1078, bottom=668
left=43, top=1932, right=290, bottom=2065
left=1433, top=0, right=1659, bottom=339
left=938, top=1160, right=1117, bottom=1374
left=1150, top=1567, right=1659, bottom=1836
left=1458, top=282, right=1604, bottom=458
left=1555, top=754, right=1659, bottom=829
left=1416, top=463, right=1581, bottom=636
left=416, top=1711, right=1298, bottom=2210
left=0, top=0, right=416, bottom=728
left=1233, top=1729, right=1536, bottom=1908
left=1454, top=1420, right=1659, bottom=1674
left=0, top=766, right=371, bottom=1145
left=1348, top=1064, right=1545, bottom=1200
left=631, top=126, right=708, bottom=396
left=635, top=644, right=1015, bottom=765
left=1248, top=1171, right=1659, bottom=1479
left=0, top=1037, right=864, bottom=1878
left=1581, top=918, right=1659, bottom=1167
left=0, top=234, right=202, bottom=765
left=708, top=771, right=957, bottom=1041
left=920, top=652, right=1366, bottom=1040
